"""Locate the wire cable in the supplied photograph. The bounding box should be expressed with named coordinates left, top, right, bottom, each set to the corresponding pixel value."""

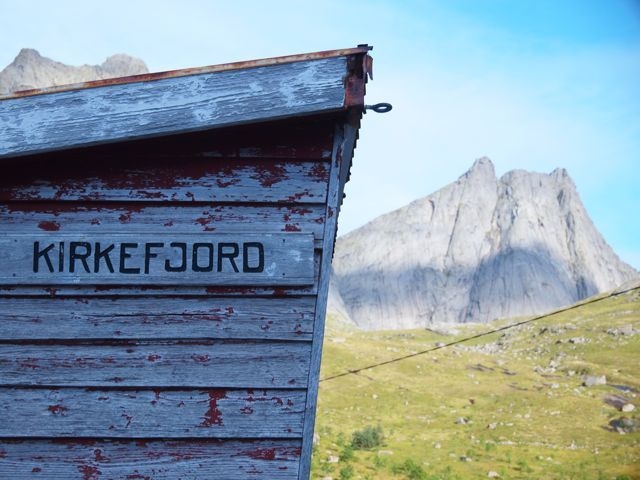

left=319, top=285, right=638, bottom=382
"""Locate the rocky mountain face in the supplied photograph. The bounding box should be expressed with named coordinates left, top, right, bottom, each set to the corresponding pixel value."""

left=0, top=48, right=148, bottom=95
left=330, top=158, right=638, bottom=329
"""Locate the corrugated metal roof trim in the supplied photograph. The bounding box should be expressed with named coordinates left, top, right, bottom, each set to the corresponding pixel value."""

left=0, top=45, right=373, bottom=101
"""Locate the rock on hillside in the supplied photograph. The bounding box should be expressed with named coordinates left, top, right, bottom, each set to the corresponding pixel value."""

left=331, top=158, right=638, bottom=329
left=0, top=48, right=148, bottom=95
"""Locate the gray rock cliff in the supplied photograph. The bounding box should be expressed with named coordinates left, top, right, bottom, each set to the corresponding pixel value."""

left=331, top=158, right=638, bottom=329
left=0, top=48, right=148, bottom=95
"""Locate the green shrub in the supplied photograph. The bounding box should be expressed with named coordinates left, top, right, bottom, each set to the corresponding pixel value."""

left=339, top=464, right=354, bottom=480
left=341, top=444, right=355, bottom=462
left=392, top=459, right=428, bottom=480
left=351, top=425, right=385, bottom=450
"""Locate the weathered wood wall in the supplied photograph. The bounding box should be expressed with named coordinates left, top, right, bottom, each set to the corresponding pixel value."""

left=0, top=117, right=350, bottom=478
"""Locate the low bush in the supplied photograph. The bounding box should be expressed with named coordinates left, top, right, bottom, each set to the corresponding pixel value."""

left=351, top=425, right=384, bottom=450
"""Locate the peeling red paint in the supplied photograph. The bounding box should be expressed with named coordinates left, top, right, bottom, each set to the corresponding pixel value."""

left=37, top=220, right=60, bottom=231
left=290, top=207, right=312, bottom=216
left=240, top=406, right=254, bottom=415
left=216, top=178, right=241, bottom=188
left=252, top=162, right=286, bottom=187
left=244, top=448, right=277, bottom=460
left=136, top=190, right=165, bottom=199
left=192, top=354, right=210, bottom=363
left=147, top=354, right=161, bottom=362
left=93, top=449, right=108, bottom=462
left=284, top=224, right=301, bottom=232
left=19, top=358, right=40, bottom=369
left=201, top=390, right=227, bottom=427
left=78, top=464, right=101, bottom=480
left=47, top=404, right=68, bottom=416
left=309, top=162, right=329, bottom=181
left=118, top=212, right=132, bottom=223
left=125, top=473, right=151, bottom=480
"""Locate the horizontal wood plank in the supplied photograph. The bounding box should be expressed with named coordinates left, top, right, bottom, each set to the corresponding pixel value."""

left=0, top=439, right=301, bottom=479
left=0, top=388, right=305, bottom=438
left=0, top=233, right=315, bottom=286
left=0, top=342, right=311, bottom=388
left=0, top=159, right=330, bottom=203
left=0, top=56, right=348, bottom=158
left=0, top=297, right=315, bottom=341
left=0, top=283, right=319, bottom=297
left=0, top=204, right=326, bottom=239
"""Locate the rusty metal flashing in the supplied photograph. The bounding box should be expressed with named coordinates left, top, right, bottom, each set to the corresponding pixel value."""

left=0, top=45, right=373, bottom=101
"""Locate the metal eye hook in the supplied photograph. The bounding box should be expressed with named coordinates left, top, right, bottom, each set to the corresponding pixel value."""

left=364, top=103, right=392, bottom=114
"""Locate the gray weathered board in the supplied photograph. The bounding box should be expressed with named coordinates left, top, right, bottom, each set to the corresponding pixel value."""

left=0, top=46, right=369, bottom=479
left=0, top=233, right=314, bottom=285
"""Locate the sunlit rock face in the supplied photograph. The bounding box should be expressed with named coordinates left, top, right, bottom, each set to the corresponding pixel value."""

left=330, top=157, right=638, bottom=329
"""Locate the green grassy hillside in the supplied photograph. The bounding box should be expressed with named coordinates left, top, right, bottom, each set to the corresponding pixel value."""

left=312, top=287, right=640, bottom=480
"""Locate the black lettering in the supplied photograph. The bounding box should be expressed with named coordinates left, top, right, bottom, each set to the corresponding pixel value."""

left=144, top=242, right=164, bottom=274
left=94, top=243, right=115, bottom=273
left=217, top=243, right=240, bottom=273
left=119, top=243, right=140, bottom=274
left=243, top=242, right=264, bottom=273
left=33, top=242, right=55, bottom=273
left=192, top=243, right=214, bottom=272
left=58, top=241, right=64, bottom=272
left=165, top=242, right=187, bottom=272
left=69, top=242, right=92, bottom=273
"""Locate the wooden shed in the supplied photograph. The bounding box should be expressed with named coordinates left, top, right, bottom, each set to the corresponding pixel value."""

left=0, top=46, right=373, bottom=479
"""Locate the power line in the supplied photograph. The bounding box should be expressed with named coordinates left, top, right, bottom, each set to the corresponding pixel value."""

left=319, top=285, right=638, bottom=382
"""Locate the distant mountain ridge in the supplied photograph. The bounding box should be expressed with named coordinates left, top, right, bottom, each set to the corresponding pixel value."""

left=0, top=48, right=148, bottom=95
left=330, top=158, right=638, bottom=329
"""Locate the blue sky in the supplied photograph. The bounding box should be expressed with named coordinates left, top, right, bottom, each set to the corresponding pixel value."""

left=2, top=0, right=639, bottom=269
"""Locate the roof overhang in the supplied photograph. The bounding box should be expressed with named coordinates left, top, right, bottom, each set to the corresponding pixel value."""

left=0, top=46, right=372, bottom=159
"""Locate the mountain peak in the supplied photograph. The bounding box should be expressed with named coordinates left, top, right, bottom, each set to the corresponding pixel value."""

left=463, top=156, right=496, bottom=182
left=331, top=160, right=639, bottom=329
left=15, top=48, right=43, bottom=63
left=0, top=48, right=148, bottom=95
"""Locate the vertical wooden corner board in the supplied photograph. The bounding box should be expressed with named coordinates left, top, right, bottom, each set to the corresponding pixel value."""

left=0, top=46, right=368, bottom=477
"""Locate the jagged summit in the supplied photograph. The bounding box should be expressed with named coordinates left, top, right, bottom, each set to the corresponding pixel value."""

left=330, top=158, right=638, bottom=329
left=0, top=48, right=148, bottom=95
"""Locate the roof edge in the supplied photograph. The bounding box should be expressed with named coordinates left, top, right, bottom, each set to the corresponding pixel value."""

left=1, top=45, right=373, bottom=101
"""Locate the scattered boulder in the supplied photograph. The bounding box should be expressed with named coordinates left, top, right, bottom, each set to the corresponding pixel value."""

left=606, top=325, right=636, bottom=336
left=582, top=375, right=607, bottom=387
left=604, top=393, right=633, bottom=411
left=608, top=416, right=639, bottom=434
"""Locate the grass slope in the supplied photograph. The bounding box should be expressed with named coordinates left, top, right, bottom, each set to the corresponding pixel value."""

left=312, top=287, right=640, bottom=480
